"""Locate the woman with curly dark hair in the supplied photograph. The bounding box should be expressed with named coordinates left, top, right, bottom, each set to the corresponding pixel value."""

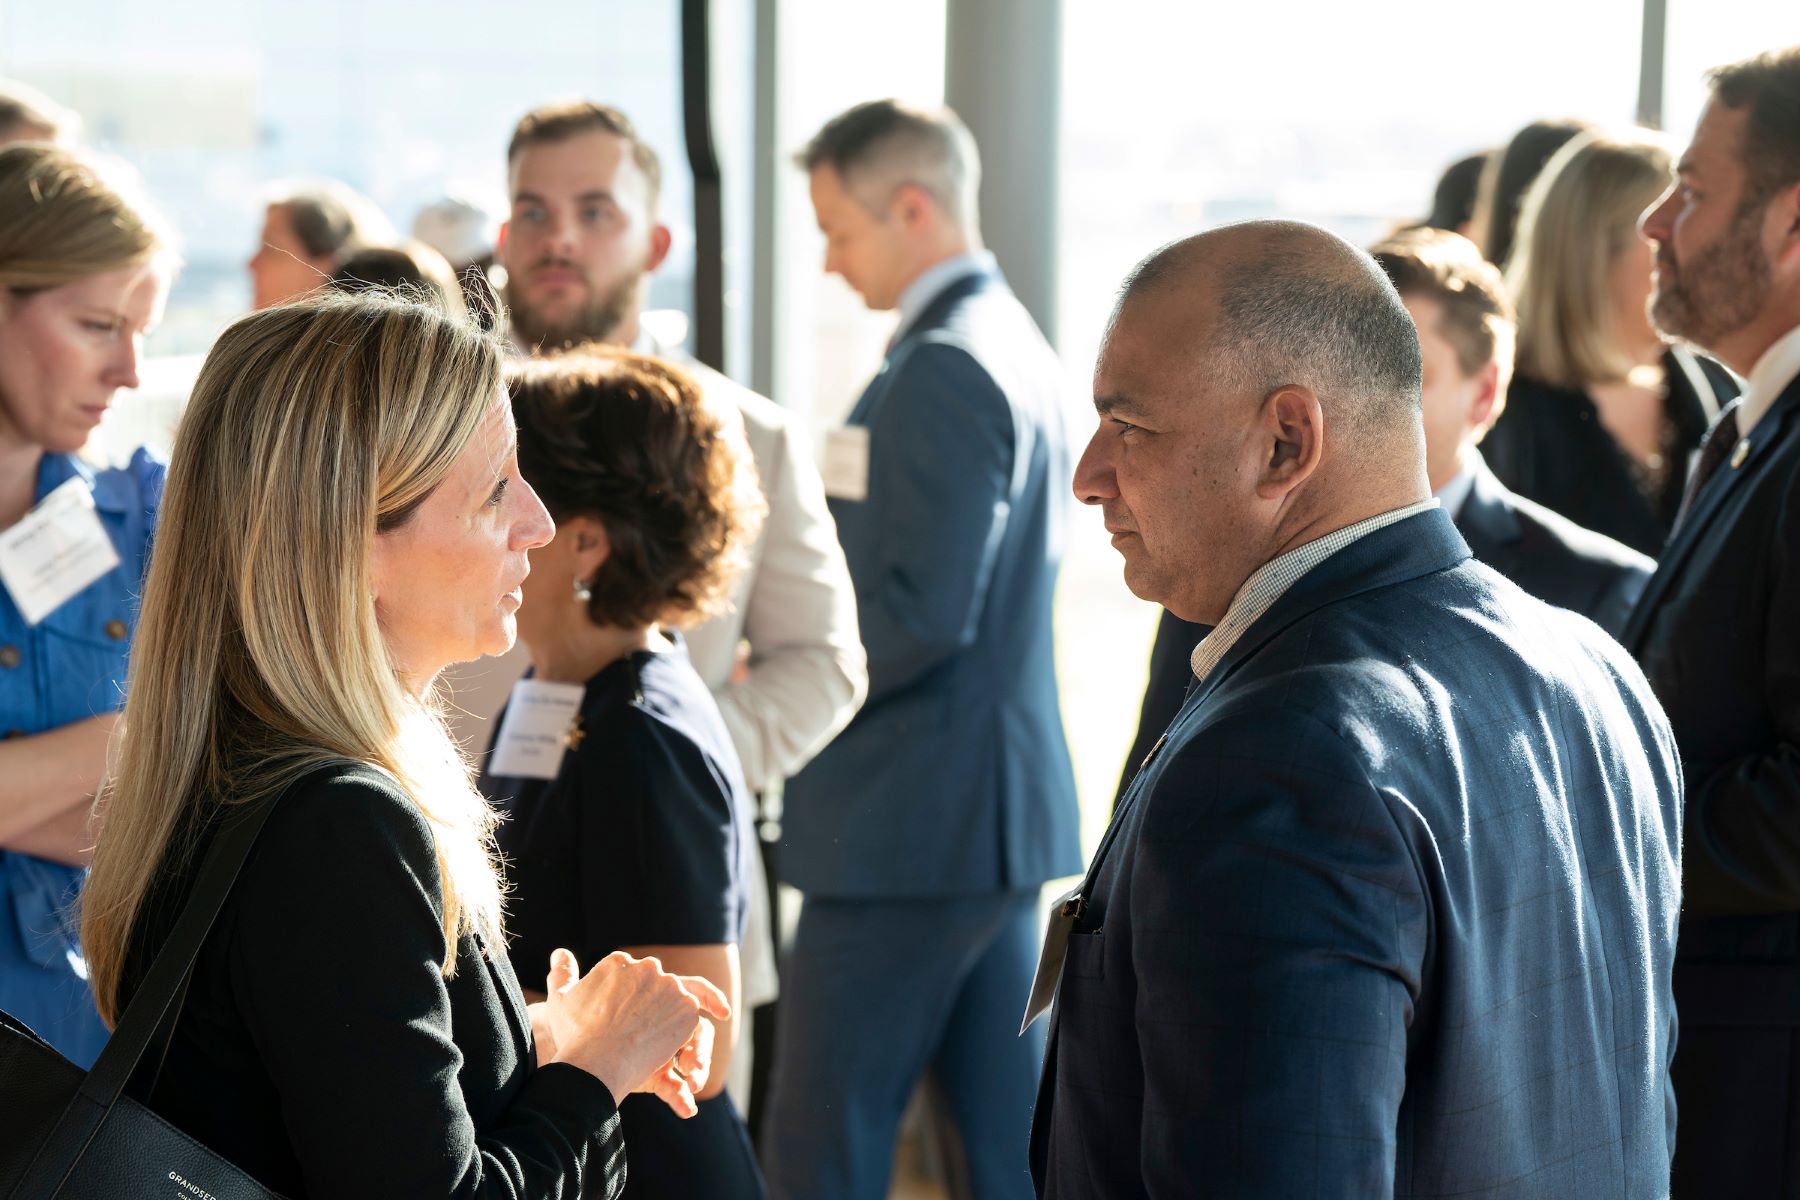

left=480, top=348, right=768, bottom=1199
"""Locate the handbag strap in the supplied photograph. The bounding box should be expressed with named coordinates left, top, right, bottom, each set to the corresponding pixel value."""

left=13, top=761, right=349, bottom=1198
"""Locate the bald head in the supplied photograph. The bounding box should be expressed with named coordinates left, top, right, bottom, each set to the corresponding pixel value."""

left=1080, top=220, right=1433, bottom=624
left=1116, top=220, right=1423, bottom=443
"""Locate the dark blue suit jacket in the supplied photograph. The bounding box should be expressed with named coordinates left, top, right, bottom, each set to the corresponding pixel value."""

left=1117, top=464, right=1654, bottom=804
left=784, top=265, right=1082, bottom=897
left=1033, top=509, right=1683, bottom=1198
left=1622, top=376, right=1800, bottom=1196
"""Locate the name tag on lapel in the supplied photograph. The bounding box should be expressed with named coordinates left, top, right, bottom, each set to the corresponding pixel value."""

left=0, top=476, right=121, bottom=625
left=822, top=426, right=870, bottom=502
left=1021, top=884, right=1086, bottom=1034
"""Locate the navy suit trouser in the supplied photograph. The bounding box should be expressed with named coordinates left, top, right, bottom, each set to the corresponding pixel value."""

left=762, top=889, right=1045, bottom=1200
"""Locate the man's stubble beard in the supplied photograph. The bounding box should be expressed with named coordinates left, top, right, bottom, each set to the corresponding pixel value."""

left=1650, top=200, right=1771, bottom=351
left=504, top=265, right=644, bottom=354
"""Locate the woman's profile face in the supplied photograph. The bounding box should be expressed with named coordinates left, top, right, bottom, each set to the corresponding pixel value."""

left=0, top=262, right=167, bottom=454
left=371, top=393, right=555, bottom=688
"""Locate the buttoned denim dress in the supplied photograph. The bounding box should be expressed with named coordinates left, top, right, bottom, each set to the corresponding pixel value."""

left=0, top=448, right=163, bottom=1067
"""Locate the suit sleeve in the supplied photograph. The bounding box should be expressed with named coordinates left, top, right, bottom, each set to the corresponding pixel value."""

left=1680, top=472, right=1800, bottom=914
left=1128, top=711, right=1427, bottom=1197
left=710, top=405, right=867, bottom=789
left=854, top=341, right=1016, bottom=704
left=232, top=776, right=625, bottom=1198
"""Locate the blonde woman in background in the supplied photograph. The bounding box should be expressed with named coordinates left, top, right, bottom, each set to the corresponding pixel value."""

left=0, top=142, right=172, bottom=1067
left=79, top=292, right=728, bottom=1197
left=1483, top=130, right=1739, bottom=556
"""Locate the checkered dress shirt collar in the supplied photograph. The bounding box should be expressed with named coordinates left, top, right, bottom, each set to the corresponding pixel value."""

left=1188, top=499, right=1442, bottom=683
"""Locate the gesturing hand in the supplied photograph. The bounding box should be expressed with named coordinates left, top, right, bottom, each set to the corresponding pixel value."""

left=542, top=948, right=731, bottom=1118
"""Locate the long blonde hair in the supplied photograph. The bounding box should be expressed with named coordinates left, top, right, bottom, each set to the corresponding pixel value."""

left=1506, top=130, right=1672, bottom=388
left=0, top=142, right=173, bottom=291
left=83, top=293, right=508, bottom=1025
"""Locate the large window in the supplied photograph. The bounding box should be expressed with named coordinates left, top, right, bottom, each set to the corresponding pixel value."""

left=2, top=0, right=693, bottom=451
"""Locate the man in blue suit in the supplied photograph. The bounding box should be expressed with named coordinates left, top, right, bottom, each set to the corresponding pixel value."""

left=1031, top=221, right=1683, bottom=1197
left=767, top=100, right=1081, bottom=1200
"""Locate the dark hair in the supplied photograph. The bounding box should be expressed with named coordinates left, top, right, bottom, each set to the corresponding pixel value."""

left=1709, top=45, right=1800, bottom=210
left=508, top=349, right=763, bottom=630
left=268, top=180, right=391, bottom=263
left=330, top=243, right=467, bottom=322
left=0, top=80, right=77, bottom=143
left=507, top=101, right=662, bottom=210
left=1475, top=118, right=1592, bottom=269
left=1424, top=151, right=1491, bottom=233
left=797, top=99, right=979, bottom=225
left=1371, top=228, right=1515, bottom=379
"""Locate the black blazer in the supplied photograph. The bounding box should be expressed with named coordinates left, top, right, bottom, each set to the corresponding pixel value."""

left=120, top=762, right=625, bottom=1198
left=1622, top=374, right=1800, bottom=1198
left=1482, top=345, right=1737, bottom=557
left=1035, top=510, right=1682, bottom=1197
left=1118, top=472, right=1654, bottom=800
left=1476, top=341, right=1742, bottom=557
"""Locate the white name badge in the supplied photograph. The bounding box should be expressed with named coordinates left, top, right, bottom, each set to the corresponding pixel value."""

left=0, top=476, right=121, bottom=626
left=1020, top=884, right=1086, bottom=1034
left=822, top=426, right=871, bottom=502
left=487, top=679, right=587, bottom=780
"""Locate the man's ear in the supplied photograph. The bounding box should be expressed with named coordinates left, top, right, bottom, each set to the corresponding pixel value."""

left=495, top=220, right=511, bottom=266
left=894, top=183, right=933, bottom=233
left=1255, top=385, right=1324, bottom=502
left=1467, top=360, right=1502, bottom=433
left=646, top=223, right=673, bottom=273
left=1771, top=180, right=1800, bottom=273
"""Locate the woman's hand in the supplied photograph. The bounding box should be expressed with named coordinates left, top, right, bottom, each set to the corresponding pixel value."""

left=542, top=948, right=731, bottom=1118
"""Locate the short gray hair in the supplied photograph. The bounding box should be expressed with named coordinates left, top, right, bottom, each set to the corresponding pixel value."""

left=265, top=179, right=395, bottom=264
left=798, top=99, right=981, bottom=231
left=1124, top=226, right=1423, bottom=437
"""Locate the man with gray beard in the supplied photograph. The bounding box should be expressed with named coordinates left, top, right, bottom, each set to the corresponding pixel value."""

left=1626, top=45, right=1800, bottom=1197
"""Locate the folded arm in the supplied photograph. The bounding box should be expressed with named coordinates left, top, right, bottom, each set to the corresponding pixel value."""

left=0, top=713, right=115, bottom=864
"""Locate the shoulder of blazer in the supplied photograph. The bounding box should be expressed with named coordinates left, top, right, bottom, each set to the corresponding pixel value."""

left=892, top=268, right=1002, bottom=348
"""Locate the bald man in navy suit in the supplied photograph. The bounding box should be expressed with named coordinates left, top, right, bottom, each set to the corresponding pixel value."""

left=1035, top=221, right=1682, bottom=1198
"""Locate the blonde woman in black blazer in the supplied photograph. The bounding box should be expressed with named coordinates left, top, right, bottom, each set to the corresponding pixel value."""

left=80, top=293, right=727, bottom=1197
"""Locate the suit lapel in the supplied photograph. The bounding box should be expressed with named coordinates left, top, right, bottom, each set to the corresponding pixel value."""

left=846, top=270, right=994, bottom=428
left=1453, top=460, right=1522, bottom=567
left=1624, top=382, right=1800, bottom=649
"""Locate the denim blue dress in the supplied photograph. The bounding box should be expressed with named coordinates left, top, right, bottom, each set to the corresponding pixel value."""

left=0, top=448, right=163, bottom=1067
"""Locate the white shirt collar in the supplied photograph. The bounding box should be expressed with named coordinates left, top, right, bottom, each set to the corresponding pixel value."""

left=1188, top=499, right=1442, bottom=684
left=895, top=250, right=996, bottom=339
left=1739, top=324, right=1800, bottom=437
left=1432, top=448, right=1480, bottom=522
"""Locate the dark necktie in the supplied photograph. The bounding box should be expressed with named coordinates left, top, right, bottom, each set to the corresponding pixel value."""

left=1673, top=407, right=1741, bottom=532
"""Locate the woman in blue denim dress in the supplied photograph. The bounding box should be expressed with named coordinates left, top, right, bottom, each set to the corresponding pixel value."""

left=0, top=141, right=174, bottom=1066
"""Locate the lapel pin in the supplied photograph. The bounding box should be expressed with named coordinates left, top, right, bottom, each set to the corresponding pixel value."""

left=1730, top=440, right=1750, bottom=470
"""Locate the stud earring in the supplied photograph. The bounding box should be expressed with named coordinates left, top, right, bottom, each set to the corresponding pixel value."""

left=573, top=576, right=592, bottom=603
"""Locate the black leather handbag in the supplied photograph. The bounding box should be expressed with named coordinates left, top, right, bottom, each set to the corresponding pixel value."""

left=0, top=781, right=310, bottom=1198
